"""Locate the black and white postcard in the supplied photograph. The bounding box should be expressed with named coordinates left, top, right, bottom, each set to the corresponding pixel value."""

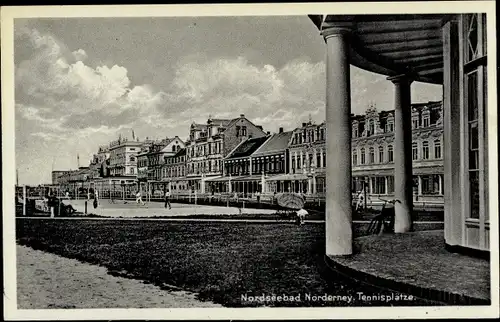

left=2, top=2, right=498, bottom=320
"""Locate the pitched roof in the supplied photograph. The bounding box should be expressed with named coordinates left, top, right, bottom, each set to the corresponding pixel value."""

left=191, top=123, right=208, bottom=131
left=253, top=131, right=293, bottom=156
left=226, top=136, right=269, bottom=159
left=174, top=148, right=186, bottom=157
left=209, top=119, right=232, bottom=126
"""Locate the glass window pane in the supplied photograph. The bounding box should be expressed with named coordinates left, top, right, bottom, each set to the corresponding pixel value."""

left=469, top=171, right=480, bottom=218
left=467, top=72, right=478, bottom=121
left=469, top=150, right=479, bottom=170
left=467, top=14, right=479, bottom=61
left=469, top=122, right=479, bottom=150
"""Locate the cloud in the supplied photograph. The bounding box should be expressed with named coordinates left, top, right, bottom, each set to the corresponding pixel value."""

left=72, top=49, right=88, bottom=61
left=15, top=28, right=165, bottom=134
left=162, top=56, right=326, bottom=131
left=14, top=27, right=442, bottom=185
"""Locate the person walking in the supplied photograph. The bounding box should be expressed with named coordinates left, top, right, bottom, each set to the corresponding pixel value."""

left=164, top=189, right=171, bottom=209
left=136, top=190, right=145, bottom=206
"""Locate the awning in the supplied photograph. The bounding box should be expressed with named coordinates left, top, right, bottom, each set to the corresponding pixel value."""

left=352, top=166, right=443, bottom=177
left=204, top=176, right=227, bottom=182
left=267, top=173, right=309, bottom=181
left=232, top=175, right=265, bottom=182
left=352, top=168, right=394, bottom=177
left=413, top=166, right=443, bottom=175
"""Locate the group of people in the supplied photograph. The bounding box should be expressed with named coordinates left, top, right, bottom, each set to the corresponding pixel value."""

left=134, top=189, right=171, bottom=209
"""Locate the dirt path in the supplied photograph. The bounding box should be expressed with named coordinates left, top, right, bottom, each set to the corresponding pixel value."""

left=16, top=245, right=222, bottom=309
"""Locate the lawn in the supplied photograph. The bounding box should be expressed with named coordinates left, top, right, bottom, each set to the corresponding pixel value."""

left=16, top=219, right=439, bottom=307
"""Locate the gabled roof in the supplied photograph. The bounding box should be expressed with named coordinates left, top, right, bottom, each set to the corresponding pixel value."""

left=175, top=148, right=186, bottom=157
left=226, top=136, right=269, bottom=159
left=209, top=119, right=232, bottom=126
left=191, top=123, right=208, bottom=131
left=253, top=131, right=293, bottom=156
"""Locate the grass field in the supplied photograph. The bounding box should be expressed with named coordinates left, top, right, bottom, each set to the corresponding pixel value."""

left=16, top=219, right=441, bottom=307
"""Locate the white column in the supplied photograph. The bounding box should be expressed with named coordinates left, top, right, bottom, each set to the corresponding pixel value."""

left=319, top=148, right=324, bottom=168
left=22, top=185, right=26, bottom=216
left=442, top=19, right=462, bottom=246
left=417, top=175, right=422, bottom=196
left=322, top=26, right=352, bottom=256
left=384, top=176, right=389, bottom=195
left=438, top=174, right=443, bottom=195
left=388, top=74, right=414, bottom=233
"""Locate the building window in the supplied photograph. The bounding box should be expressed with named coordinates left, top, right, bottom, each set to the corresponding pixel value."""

left=242, top=126, right=247, bottom=136
left=423, top=115, right=430, bottom=127
left=434, top=140, right=442, bottom=159
left=352, top=151, right=357, bottom=166
left=422, top=141, right=429, bottom=160
left=317, top=152, right=321, bottom=168
left=368, top=120, right=375, bottom=136
left=421, top=174, right=441, bottom=195
left=412, top=142, right=419, bottom=160
left=353, top=126, right=358, bottom=138
left=466, top=14, right=480, bottom=62
left=369, top=147, right=375, bottom=164
left=387, top=176, right=394, bottom=193
left=378, top=146, right=384, bottom=163
left=373, top=177, right=386, bottom=194
left=388, top=145, right=394, bottom=162
left=297, top=156, right=302, bottom=169
left=467, top=71, right=480, bottom=218
left=130, top=168, right=135, bottom=174
left=322, top=152, right=326, bottom=167
left=360, top=148, right=366, bottom=165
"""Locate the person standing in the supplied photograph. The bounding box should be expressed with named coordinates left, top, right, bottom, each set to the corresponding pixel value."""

left=93, top=189, right=99, bottom=209
left=356, top=189, right=365, bottom=211
left=164, top=189, right=171, bottom=209
left=48, top=193, right=55, bottom=218
left=296, top=208, right=308, bottom=226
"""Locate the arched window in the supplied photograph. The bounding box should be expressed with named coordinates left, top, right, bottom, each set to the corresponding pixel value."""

left=360, top=148, right=366, bottom=165
left=422, top=141, right=430, bottom=159
left=434, top=139, right=442, bottom=159
left=369, top=147, right=375, bottom=163
left=352, top=150, right=358, bottom=165
left=369, top=120, right=375, bottom=136
left=412, top=142, right=419, bottom=160
left=378, top=146, right=384, bottom=163
left=388, top=145, right=394, bottom=162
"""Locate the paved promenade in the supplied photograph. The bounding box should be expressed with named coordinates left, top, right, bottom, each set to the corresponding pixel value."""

left=16, top=245, right=222, bottom=309
left=67, top=199, right=277, bottom=217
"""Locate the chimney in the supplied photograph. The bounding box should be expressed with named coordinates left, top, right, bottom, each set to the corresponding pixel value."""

left=257, top=125, right=263, bottom=130
left=267, top=131, right=271, bottom=135
left=302, top=123, right=306, bottom=127
left=240, top=114, right=245, bottom=118
left=279, top=127, right=284, bottom=133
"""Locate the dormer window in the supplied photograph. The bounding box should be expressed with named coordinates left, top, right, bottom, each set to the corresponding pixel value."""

left=352, top=122, right=359, bottom=138
left=368, top=119, right=375, bottom=136
left=385, top=118, right=394, bottom=133
left=412, top=118, right=419, bottom=129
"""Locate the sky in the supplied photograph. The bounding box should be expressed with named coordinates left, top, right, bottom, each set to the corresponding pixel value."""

left=14, top=16, right=442, bottom=185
